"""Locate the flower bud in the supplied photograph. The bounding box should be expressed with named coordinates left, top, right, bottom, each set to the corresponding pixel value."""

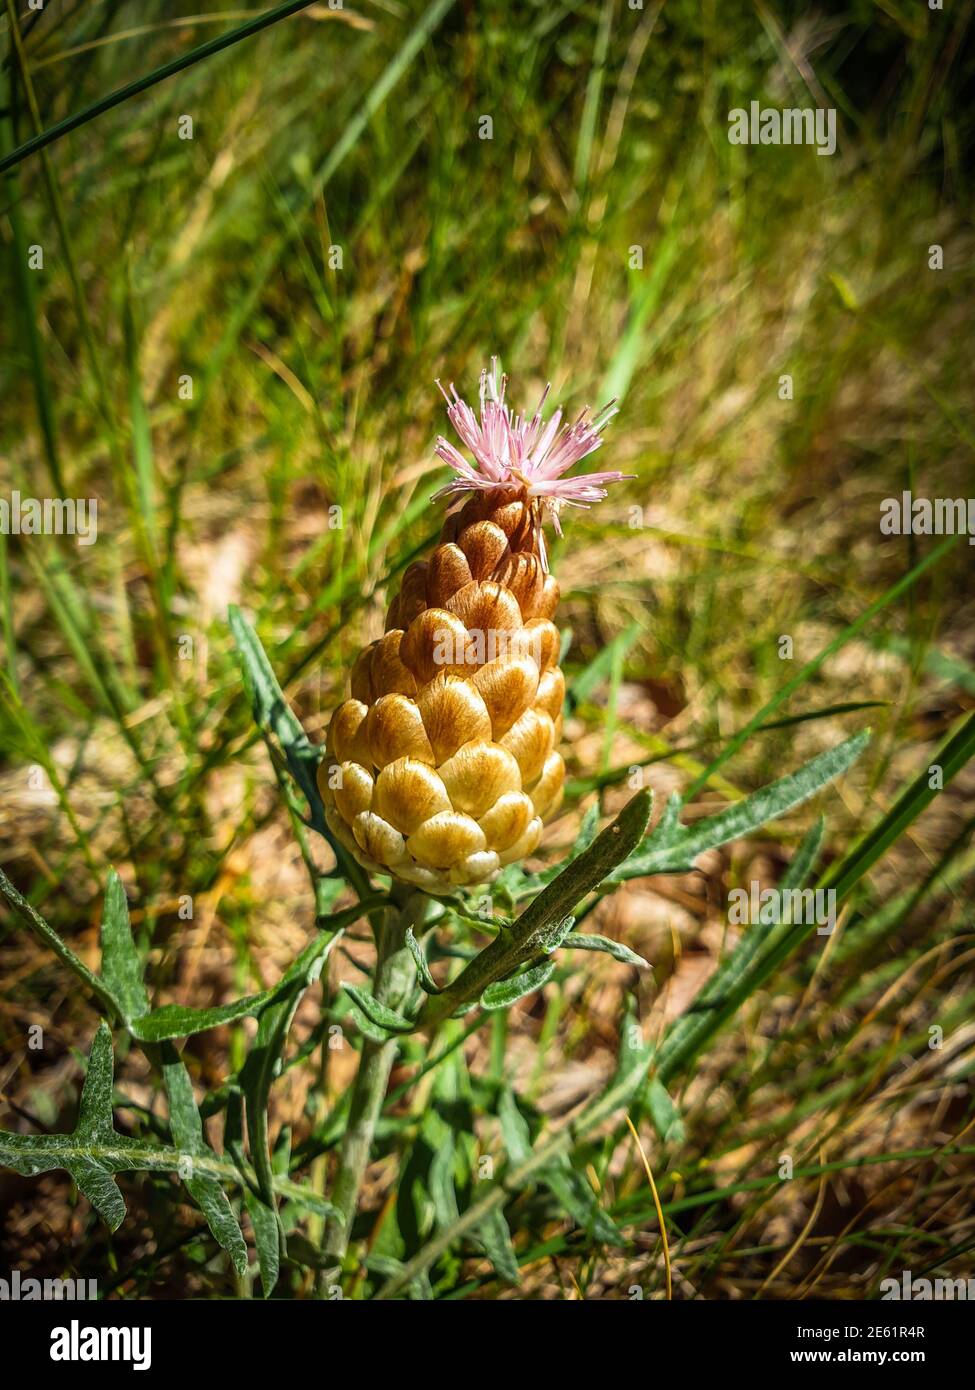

left=320, top=360, right=627, bottom=891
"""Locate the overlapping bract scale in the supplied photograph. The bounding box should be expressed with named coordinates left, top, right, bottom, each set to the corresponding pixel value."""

left=319, top=492, right=566, bottom=892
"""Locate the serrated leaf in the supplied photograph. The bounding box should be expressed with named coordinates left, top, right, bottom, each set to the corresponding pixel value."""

left=343, top=984, right=415, bottom=1035
left=4, top=865, right=372, bottom=1048
left=480, top=959, right=556, bottom=1011
left=0, top=1028, right=331, bottom=1251
left=562, top=932, right=650, bottom=968
left=0, top=1023, right=248, bottom=1267
left=0, top=1024, right=137, bottom=1228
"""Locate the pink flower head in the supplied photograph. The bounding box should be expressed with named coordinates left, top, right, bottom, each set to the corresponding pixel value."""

left=433, top=358, right=630, bottom=535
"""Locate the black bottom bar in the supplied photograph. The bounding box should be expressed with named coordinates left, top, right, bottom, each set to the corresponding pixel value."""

left=5, top=1296, right=966, bottom=1376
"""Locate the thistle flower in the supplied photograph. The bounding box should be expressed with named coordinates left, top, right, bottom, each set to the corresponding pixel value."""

left=319, top=360, right=629, bottom=894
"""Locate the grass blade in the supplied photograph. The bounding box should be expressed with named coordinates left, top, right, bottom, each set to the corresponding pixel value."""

left=0, top=1, right=327, bottom=175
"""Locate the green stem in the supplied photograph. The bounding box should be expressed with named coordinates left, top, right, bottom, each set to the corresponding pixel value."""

left=321, top=893, right=424, bottom=1278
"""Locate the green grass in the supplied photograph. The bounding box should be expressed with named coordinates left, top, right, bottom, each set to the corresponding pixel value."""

left=0, top=0, right=973, bottom=1299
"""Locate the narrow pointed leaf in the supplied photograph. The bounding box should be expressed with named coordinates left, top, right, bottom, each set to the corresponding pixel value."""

left=480, top=959, right=556, bottom=1011
left=474, top=1207, right=520, bottom=1285
left=498, top=1087, right=533, bottom=1165
left=406, top=927, right=442, bottom=994
left=129, top=997, right=270, bottom=1043
left=239, top=910, right=349, bottom=1255
left=183, top=1173, right=248, bottom=1277
left=68, top=1157, right=127, bottom=1231
left=100, top=869, right=149, bottom=1022
left=129, top=901, right=373, bottom=1042
left=646, top=1079, right=684, bottom=1144
left=161, top=1044, right=248, bottom=1277
left=245, top=1188, right=282, bottom=1298
left=343, top=984, right=415, bottom=1035
left=229, top=605, right=368, bottom=894
left=562, top=933, right=650, bottom=968
left=428, top=1137, right=461, bottom=1229
left=77, top=1022, right=118, bottom=1137
left=608, top=731, right=869, bottom=882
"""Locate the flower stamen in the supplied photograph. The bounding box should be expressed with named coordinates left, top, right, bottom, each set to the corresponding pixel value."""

left=432, top=359, right=632, bottom=523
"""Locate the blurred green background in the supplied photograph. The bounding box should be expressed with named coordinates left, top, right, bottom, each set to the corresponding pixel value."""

left=1, top=0, right=973, bottom=1298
